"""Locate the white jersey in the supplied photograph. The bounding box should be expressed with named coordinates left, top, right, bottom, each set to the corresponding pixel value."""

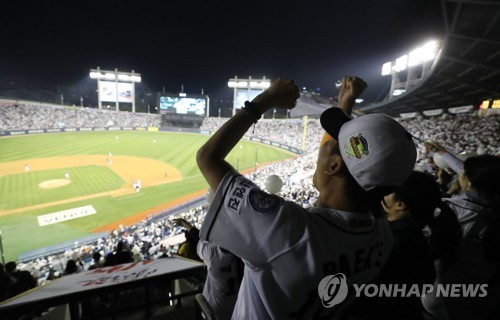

left=422, top=191, right=500, bottom=320
left=199, top=170, right=393, bottom=319
left=443, top=191, right=498, bottom=282
left=197, top=240, right=243, bottom=320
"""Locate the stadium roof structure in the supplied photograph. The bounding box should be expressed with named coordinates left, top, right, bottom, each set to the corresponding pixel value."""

left=358, top=0, right=500, bottom=117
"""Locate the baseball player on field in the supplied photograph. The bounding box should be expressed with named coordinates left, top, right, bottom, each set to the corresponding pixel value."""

left=196, top=76, right=417, bottom=319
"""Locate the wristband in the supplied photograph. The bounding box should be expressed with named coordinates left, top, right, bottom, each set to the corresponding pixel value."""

left=242, top=101, right=262, bottom=123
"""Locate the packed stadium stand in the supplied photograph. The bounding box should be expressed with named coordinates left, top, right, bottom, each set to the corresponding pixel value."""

left=0, top=101, right=498, bottom=318
left=1, top=1, right=499, bottom=318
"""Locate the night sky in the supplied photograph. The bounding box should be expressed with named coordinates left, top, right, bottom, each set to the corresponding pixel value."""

left=1, top=0, right=443, bottom=105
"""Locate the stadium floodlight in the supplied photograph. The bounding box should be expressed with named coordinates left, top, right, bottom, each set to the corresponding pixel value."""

left=89, top=70, right=141, bottom=83
left=104, top=73, right=116, bottom=80
left=381, top=39, right=442, bottom=100
left=408, top=47, right=423, bottom=67
left=408, top=40, right=439, bottom=67
left=130, top=75, right=141, bottom=82
left=381, top=62, right=392, bottom=76
left=421, top=40, right=439, bottom=62
left=89, top=71, right=102, bottom=79
left=393, top=89, right=406, bottom=96
left=393, top=55, right=408, bottom=72
left=258, top=81, right=271, bottom=89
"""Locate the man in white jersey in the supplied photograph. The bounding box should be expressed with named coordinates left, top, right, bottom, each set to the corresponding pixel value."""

left=196, top=76, right=417, bottom=319
left=197, top=240, right=244, bottom=320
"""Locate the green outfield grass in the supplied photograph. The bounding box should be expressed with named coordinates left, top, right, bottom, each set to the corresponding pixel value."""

left=0, top=166, right=124, bottom=210
left=0, top=131, right=295, bottom=261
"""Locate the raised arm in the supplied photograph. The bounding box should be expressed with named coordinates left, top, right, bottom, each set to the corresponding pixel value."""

left=196, top=77, right=300, bottom=192
left=337, top=76, right=368, bottom=115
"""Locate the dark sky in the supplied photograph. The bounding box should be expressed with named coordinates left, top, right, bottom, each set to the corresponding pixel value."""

left=1, top=0, right=443, bottom=104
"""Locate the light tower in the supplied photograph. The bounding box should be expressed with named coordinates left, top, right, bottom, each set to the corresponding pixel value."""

left=228, top=76, right=271, bottom=116
left=89, top=67, right=141, bottom=112
left=381, top=40, right=442, bottom=99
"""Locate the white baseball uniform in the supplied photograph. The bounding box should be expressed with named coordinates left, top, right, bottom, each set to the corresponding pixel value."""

left=422, top=190, right=500, bottom=320
left=199, top=169, right=394, bottom=319
left=197, top=240, right=243, bottom=320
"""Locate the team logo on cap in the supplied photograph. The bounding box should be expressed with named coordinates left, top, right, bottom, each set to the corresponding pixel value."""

left=344, top=133, right=369, bottom=159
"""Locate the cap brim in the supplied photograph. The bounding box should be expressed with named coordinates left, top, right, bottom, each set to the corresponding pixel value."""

left=320, top=107, right=353, bottom=140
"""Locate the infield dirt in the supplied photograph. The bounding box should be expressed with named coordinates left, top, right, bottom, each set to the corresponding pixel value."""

left=0, top=155, right=184, bottom=221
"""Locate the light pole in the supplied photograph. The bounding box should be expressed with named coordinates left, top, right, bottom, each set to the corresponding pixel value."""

left=0, top=229, right=4, bottom=265
left=254, top=147, right=258, bottom=178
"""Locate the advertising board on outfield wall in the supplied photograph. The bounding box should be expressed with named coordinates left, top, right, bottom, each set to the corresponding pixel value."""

left=0, top=126, right=301, bottom=155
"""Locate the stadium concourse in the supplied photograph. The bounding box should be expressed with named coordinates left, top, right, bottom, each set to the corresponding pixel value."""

left=0, top=101, right=499, bottom=319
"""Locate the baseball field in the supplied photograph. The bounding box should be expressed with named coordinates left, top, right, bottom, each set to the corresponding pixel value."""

left=0, top=130, right=296, bottom=262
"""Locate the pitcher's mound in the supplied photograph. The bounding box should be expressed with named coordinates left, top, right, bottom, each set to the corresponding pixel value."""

left=39, top=179, right=71, bottom=189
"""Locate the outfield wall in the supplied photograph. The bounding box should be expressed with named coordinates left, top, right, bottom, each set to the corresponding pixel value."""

left=0, top=126, right=302, bottom=154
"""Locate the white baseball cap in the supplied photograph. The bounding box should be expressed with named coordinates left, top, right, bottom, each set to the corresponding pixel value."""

left=320, top=107, right=417, bottom=191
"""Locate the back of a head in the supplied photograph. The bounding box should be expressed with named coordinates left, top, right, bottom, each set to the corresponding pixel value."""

left=93, top=251, right=101, bottom=261
left=65, top=259, right=77, bottom=272
left=464, top=155, right=500, bottom=202
left=464, top=155, right=500, bottom=262
left=394, top=170, right=462, bottom=269
left=5, top=261, right=16, bottom=274
left=116, top=240, right=125, bottom=252
left=393, top=170, right=443, bottom=225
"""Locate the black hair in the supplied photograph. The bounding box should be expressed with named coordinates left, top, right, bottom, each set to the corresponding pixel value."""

left=392, top=170, right=462, bottom=270
left=5, top=261, right=16, bottom=273
left=93, top=251, right=101, bottom=261
left=463, top=155, right=500, bottom=262
left=65, top=259, right=78, bottom=274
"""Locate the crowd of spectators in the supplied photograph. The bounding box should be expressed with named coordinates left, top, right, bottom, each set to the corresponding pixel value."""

left=0, top=102, right=161, bottom=130
left=0, top=102, right=498, bottom=315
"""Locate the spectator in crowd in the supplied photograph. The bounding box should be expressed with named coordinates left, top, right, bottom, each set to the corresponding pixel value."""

left=421, top=144, right=500, bottom=320
left=4, top=261, right=37, bottom=297
left=103, top=252, right=117, bottom=267
left=113, top=241, right=135, bottom=265
left=195, top=76, right=417, bottom=318
left=353, top=170, right=461, bottom=320
left=175, top=216, right=244, bottom=319
left=88, top=251, right=103, bottom=270
left=63, top=259, right=80, bottom=276
left=0, top=263, right=12, bottom=302
left=173, top=218, right=202, bottom=262
left=196, top=240, right=244, bottom=320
